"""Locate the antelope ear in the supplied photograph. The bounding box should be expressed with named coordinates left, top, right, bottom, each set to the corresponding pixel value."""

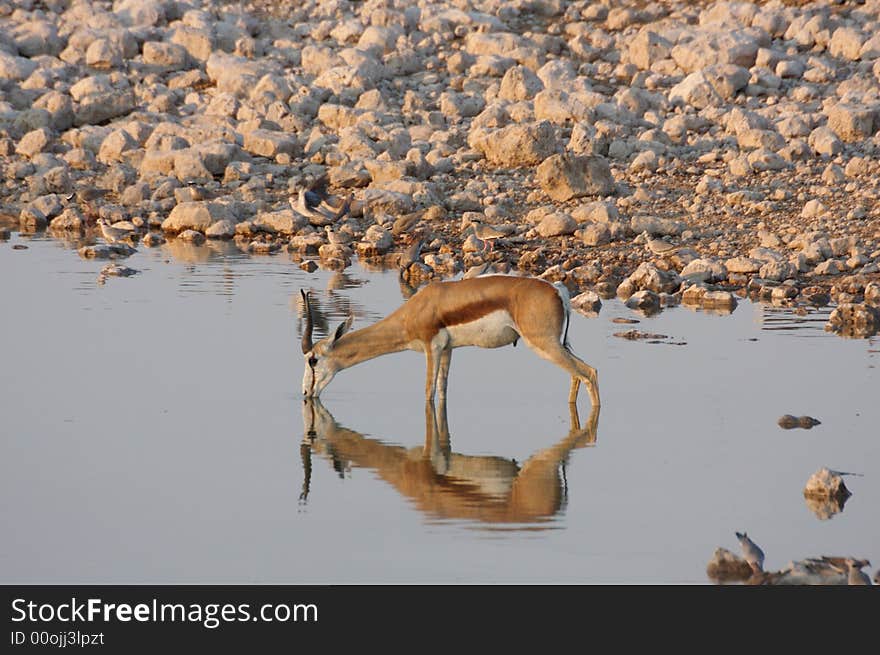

left=328, top=315, right=353, bottom=346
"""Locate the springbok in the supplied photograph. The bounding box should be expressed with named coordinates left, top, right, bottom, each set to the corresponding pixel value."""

left=300, top=275, right=600, bottom=406
left=299, top=397, right=599, bottom=524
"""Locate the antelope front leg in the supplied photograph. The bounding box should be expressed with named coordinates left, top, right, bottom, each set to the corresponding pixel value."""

left=424, top=333, right=450, bottom=402
left=424, top=345, right=443, bottom=402
left=424, top=398, right=450, bottom=475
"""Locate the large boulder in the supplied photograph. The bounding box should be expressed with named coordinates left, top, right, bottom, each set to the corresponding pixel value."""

left=671, top=30, right=759, bottom=72
left=468, top=122, right=557, bottom=167
left=498, top=65, right=544, bottom=101
left=627, top=30, right=672, bottom=70
left=162, top=201, right=236, bottom=233
left=824, top=103, right=878, bottom=143
left=536, top=154, right=615, bottom=201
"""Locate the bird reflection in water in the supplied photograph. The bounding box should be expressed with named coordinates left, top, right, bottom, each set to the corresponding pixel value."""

left=299, top=399, right=599, bottom=528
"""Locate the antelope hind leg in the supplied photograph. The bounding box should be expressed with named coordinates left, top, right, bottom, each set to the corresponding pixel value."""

left=528, top=342, right=601, bottom=408
left=437, top=348, right=452, bottom=400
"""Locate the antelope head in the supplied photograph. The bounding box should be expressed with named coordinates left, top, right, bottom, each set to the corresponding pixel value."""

left=300, top=290, right=353, bottom=397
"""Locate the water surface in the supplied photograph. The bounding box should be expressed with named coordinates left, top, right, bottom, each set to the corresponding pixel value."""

left=1, top=232, right=877, bottom=583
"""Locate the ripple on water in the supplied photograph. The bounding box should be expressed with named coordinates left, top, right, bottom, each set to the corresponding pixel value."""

left=760, top=304, right=833, bottom=336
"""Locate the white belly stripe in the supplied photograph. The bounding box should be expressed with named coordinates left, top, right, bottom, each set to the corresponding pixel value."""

left=445, top=310, right=519, bottom=349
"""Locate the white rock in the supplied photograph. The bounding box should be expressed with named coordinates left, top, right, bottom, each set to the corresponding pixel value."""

left=498, top=65, right=544, bottom=101
left=13, top=19, right=64, bottom=57
left=571, top=291, right=602, bottom=315
left=536, top=154, right=615, bottom=201
left=468, top=122, right=557, bottom=167
left=572, top=200, right=619, bottom=224
left=759, top=260, right=797, bottom=282
left=143, top=42, right=188, bottom=69
left=534, top=89, right=594, bottom=124
left=536, top=213, right=577, bottom=237
left=681, top=258, right=728, bottom=283
left=97, top=129, right=139, bottom=164
left=439, top=91, right=485, bottom=119
left=803, top=468, right=851, bottom=500
left=0, top=50, right=39, bottom=81
left=114, top=0, right=166, bottom=27
left=169, top=25, right=214, bottom=62
left=824, top=103, right=878, bottom=143
left=671, top=30, right=758, bottom=73
left=242, top=129, right=300, bottom=158
left=578, top=223, right=611, bottom=246
left=725, top=257, right=762, bottom=274
left=85, top=38, right=124, bottom=69
left=16, top=128, right=52, bottom=158
left=828, top=27, right=864, bottom=61
left=807, top=126, right=842, bottom=156
left=163, top=202, right=235, bottom=233
left=669, top=71, right=724, bottom=109
left=776, top=59, right=805, bottom=78
left=627, top=30, right=672, bottom=70
left=629, top=150, right=658, bottom=173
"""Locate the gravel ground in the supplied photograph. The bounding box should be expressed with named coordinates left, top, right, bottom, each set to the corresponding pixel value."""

left=1, top=0, right=878, bottom=334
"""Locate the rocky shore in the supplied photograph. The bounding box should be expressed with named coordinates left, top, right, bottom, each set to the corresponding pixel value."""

left=1, top=0, right=879, bottom=335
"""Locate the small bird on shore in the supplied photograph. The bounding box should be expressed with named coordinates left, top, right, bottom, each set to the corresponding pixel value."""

left=398, top=238, right=424, bottom=269
left=641, top=231, right=680, bottom=257
left=324, top=225, right=351, bottom=246
left=293, top=178, right=352, bottom=225
left=96, top=218, right=132, bottom=245
left=68, top=188, right=110, bottom=204
left=392, top=211, right=423, bottom=236
left=469, top=221, right=506, bottom=252
left=846, top=559, right=872, bottom=585
left=331, top=193, right=353, bottom=221
left=463, top=262, right=495, bottom=279
left=735, top=531, right=765, bottom=572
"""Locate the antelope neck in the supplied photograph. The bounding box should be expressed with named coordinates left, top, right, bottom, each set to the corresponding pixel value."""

left=330, top=314, right=410, bottom=370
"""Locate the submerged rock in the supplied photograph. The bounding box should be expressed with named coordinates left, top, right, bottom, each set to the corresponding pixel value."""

left=78, top=244, right=136, bottom=259
left=99, top=263, right=138, bottom=277
left=570, top=291, right=602, bottom=316
left=706, top=548, right=754, bottom=583
left=803, top=468, right=852, bottom=499
left=613, top=329, right=669, bottom=341
left=777, top=415, right=821, bottom=430
left=142, top=232, right=166, bottom=247
left=624, top=289, right=661, bottom=314
left=825, top=303, right=879, bottom=338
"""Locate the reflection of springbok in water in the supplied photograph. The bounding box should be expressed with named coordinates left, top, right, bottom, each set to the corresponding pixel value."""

left=299, top=399, right=599, bottom=526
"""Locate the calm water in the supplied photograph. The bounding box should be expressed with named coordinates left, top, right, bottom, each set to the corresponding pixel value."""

left=1, top=231, right=878, bottom=584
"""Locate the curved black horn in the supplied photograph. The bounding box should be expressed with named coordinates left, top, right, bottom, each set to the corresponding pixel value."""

left=301, top=289, right=314, bottom=353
